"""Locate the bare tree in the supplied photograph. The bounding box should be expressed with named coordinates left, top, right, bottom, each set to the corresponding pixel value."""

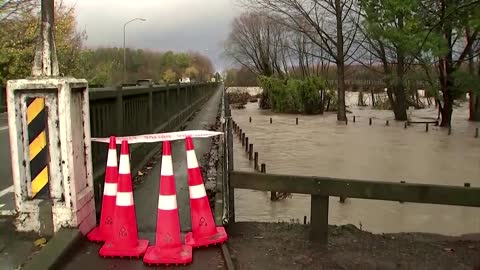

left=224, top=12, right=288, bottom=77
left=240, top=0, right=360, bottom=121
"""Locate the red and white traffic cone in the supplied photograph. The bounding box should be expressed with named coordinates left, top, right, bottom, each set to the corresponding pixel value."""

left=87, top=136, right=118, bottom=243
left=99, top=140, right=149, bottom=258
left=143, top=141, right=193, bottom=265
left=184, top=136, right=228, bottom=248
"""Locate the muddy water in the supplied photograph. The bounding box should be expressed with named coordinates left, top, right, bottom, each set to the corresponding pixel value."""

left=232, top=95, right=480, bottom=236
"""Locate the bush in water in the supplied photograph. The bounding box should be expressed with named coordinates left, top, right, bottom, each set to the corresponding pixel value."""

left=258, top=76, right=328, bottom=114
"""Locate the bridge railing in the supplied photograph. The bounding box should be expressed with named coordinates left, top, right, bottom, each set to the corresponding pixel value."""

left=89, top=82, right=219, bottom=209
left=228, top=171, right=480, bottom=244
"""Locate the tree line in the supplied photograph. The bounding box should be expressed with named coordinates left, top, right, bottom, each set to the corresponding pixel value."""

left=224, top=0, right=480, bottom=127
left=0, top=0, right=215, bottom=87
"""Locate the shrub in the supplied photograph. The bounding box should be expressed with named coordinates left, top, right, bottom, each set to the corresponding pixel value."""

left=227, top=92, right=250, bottom=105
left=258, top=76, right=326, bottom=114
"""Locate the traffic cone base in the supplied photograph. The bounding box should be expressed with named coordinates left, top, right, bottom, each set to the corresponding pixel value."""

left=143, top=244, right=192, bottom=265
left=99, top=239, right=149, bottom=258
left=184, top=226, right=228, bottom=248
left=86, top=227, right=103, bottom=243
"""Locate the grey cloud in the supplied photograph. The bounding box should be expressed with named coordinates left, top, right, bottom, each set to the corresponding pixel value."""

left=66, top=0, right=243, bottom=71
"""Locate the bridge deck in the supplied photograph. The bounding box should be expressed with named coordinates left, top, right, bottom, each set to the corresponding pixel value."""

left=58, top=87, right=226, bottom=269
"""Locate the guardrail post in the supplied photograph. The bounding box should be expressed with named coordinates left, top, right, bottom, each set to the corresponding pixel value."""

left=115, top=85, right=123, bottom=135
left=186, top=83, right=190, bottom=110
left=148, top=87, right=153, bottom=132
left=310, top=195, right=329, bottom=244
left=165, top=87, right=171, bottom=130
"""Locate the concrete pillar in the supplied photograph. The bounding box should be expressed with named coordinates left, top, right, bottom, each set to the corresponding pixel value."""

left=7, top=77, right=96, bottom=235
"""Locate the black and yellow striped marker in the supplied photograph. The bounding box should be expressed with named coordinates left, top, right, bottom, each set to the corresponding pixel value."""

left=26, top=97, right=49, bottom=198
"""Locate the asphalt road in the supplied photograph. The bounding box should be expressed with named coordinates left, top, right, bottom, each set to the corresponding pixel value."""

left=0, top=113, right=14, bottom=213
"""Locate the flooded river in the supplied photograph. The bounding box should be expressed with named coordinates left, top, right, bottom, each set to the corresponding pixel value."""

left=231, top=91, right=480, bottom=236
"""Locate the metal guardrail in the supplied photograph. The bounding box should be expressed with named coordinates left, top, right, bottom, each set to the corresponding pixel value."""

left=221, top=87, right=234, bottom=225
left=89, top=82, right=217, bottom=173
left=229, top=171, right=480, bottom=244
left=89, top=82, right=219, bottom=213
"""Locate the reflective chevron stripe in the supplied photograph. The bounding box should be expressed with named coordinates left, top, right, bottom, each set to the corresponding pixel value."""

left=26, top=97, right=49, bottom=198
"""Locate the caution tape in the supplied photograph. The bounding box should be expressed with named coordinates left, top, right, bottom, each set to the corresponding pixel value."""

left=91, top=130, right=223, bottom=144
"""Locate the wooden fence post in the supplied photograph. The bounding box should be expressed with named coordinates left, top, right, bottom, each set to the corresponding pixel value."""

left=310, top=195, right=329, bottom=244
left=249, top=144, right=253, bottom=160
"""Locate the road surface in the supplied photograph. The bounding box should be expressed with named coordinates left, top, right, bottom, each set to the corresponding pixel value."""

left=0, top=113, right=14, bottom=214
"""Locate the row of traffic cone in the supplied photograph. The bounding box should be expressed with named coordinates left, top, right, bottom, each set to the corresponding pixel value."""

left=86, top=136, right=228, bottom=265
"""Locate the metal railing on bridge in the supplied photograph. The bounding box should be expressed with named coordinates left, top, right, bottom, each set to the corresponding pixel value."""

left=221, top=88, right=480, bottom=245
left=89, top=82, right=219, bottom=209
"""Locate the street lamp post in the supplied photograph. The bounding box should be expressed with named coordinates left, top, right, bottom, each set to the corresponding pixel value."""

left=123, top=17, right=146, bottom=84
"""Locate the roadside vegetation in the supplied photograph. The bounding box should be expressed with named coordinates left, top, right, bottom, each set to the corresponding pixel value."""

left=0, top=0, right=215, bottom=87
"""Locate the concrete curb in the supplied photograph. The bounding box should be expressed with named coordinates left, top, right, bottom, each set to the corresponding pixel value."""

left=221, top=242, right=235, bottom=270
left=21, top=228, right=83, bottom=270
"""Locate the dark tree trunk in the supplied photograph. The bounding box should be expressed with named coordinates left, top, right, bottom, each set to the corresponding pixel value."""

left=440, top=95, right=454, bottom=127
left=391, top=15, right=408, bottom=121
left=469, top=93, right=480, bottom=121
left=335, top=0, right=346, bottom=121
left=439, top=58, right=455, bottom=127
left=468, top=30, right=480, bottom=122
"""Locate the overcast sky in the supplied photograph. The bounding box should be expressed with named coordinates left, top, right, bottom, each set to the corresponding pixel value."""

left=64, top=0, right=243, bottom=71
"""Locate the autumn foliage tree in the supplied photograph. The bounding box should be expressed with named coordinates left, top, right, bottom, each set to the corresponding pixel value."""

left=0, top=1, right=216, bottom=87
left=0, top=0, right=86, bottom=84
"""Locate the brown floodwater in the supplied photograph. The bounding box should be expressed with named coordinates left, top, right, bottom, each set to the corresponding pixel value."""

left=231, top=92, right=480, bottom=236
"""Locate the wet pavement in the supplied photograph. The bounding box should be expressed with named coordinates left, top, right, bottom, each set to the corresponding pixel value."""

left=0, top=113, right=14, bottom=214
left=0, top=216, right=42, bottom=270
left=61, top=232, right=225, bottom=270
left=59, top=86, right=225, bottom=269
left=232, top=94, right=480, bottom=236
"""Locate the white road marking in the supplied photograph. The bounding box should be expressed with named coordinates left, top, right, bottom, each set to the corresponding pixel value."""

left=0, top=204, right=4, bottom=209
left=0, top=126, right=8, bottom=131
left=0, top=185, right=13, bottom=198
